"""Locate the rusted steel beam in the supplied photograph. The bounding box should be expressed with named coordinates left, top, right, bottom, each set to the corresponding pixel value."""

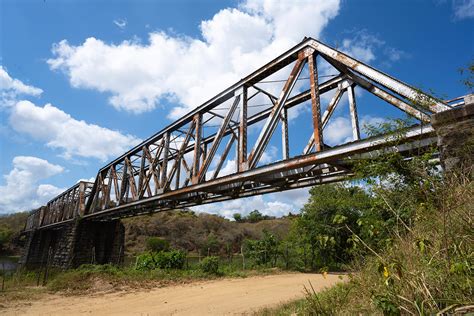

left=348, top=72, right=430, bottom=122
left=308, top=52, right=324, bottom=152
left=248, top=56, right=306, bottom=168
left=304, top=85, right=345, bottom=154
left=212, top=134, right=235, bottom=180
left=159, top=132, right=170, bottom=190
left=125, top=157, right=138, bottom=200
left=252, top=85, right=277, bottom=104
left=199, top=94, right=241, bottom=182
left=164, top=121, right=195, bottom=190
left=192, top=114, right=202, bottom=184
left=138, top=146, right=147, bottom=195
left=238, top=86, right=248, bottom=172
left=308, top=38, right=449, bottom=113
left=281, top=107, right=289, bottom=160
left=347, top=84, right=361, bottom=141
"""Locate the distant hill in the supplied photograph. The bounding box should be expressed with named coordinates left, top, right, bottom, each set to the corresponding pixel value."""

left=0, top=210, right=293, bottom=257
left=0, top=211, right=29, bottom=255
left=123, top=210, right=293, bottom=256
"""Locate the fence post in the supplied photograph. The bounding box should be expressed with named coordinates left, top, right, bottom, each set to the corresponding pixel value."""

left=42, top=247, right=53, bottom=286
left=1, top=262, right=4, bottom=291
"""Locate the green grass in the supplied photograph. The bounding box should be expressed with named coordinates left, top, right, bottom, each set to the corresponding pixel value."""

left=256, top=175, right=474, bottom=315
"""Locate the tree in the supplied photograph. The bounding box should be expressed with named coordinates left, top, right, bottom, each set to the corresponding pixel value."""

left=0, top=227, right=13, bottom=252
left=293, top=184, right=373, bottom=270
left=245, top=230, right=280, bottom=267
left=247, top=210, right=264, bottom=223
left=201, top=232, right=220, bottom=256
left=146, top=237, right=170, bottom=252
left=233, top=213, right=242, bottom=222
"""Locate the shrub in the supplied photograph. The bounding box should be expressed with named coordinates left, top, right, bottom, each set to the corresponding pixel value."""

left=136, top=250, right=186, bottom=270
left=135, top=252, right=156, bottom=270
left=146, top=237, right=170, bottom=252
left=0, top=227, right=12, bottom=251
left=154, top=250, right=186, bottom=269
left=200, top=256, right=219, bottom=274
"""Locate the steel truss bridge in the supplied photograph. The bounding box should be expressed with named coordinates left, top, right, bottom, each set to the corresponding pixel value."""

left=24, top=37, right=467, bottom=232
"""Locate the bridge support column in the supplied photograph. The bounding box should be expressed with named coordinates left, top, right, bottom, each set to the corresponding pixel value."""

left=432, top=95, right=474, bottom=175
left=73, top=220, right=125, bottom=266
left=20, top=220, right=125, bottom=269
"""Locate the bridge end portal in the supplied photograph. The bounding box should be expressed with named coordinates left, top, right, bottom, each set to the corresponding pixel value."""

left=432, top=94, right=474, bottom=175
left=19, top=181, right=125, bottom=269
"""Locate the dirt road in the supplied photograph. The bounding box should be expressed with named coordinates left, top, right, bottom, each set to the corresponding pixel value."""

left=3, top=273, right=344, bottom=315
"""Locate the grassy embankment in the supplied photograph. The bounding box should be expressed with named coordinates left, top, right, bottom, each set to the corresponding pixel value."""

left=257, top=173, right=473, bottom=315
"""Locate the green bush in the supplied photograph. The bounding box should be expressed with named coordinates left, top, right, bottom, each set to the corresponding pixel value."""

left=245, top=230, right=279, bottom=267
left=155, top=250, right=186, bottom=269
left=136, top=250, right=186, bottom=270
left=146, top=237, right=170, bottom=252
left=200, top=256, right=219, bottom=274
left=135, top=252, right=156, bottom=270
left=0, top=227, right=13, bottom=251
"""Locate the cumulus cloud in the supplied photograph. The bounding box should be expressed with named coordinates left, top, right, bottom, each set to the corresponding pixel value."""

left=194, top=187, right=309, bottom=219
left=0, top=66, right=42, bottom=108
left=10, top=100, right=141, bottom=161
left=47, top=0, right=340, bottom=117
left=325, top=115, right=387, bottom=146
left=453, top=0, right=474, bottom=19
left=338, top=30, right=409, bottom=67
left=0, top=156, right=64, bottom=213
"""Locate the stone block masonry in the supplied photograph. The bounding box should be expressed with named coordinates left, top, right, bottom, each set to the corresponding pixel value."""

left=432, top=95, right=474, bottom=176
left=20, top=219, right=124, bottom=269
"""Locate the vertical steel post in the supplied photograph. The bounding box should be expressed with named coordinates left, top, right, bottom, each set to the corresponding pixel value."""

left=192, top=114, right=202, bottom=184
left=347, top=84, right=361, bottom=141
left=238, top=86, right=248, bottom=172
left=138, top=146, right=146, bottom=195
left=281, top=108, right=289, bottom=159
left=308, top=52, right=323, bottom=152
left=160, top=132, right=170, bottom=189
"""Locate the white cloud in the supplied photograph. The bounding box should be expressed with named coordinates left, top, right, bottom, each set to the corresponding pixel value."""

left=325, top=116, right=354, bottom=145
left=453, top=0, right=474, bottom=19
left=47, top=0, right=340, bottom=117
left=340, top=31, right=384, bottom=64
left=36, top=184, right=64, bottom=199
left=10, top=100, right=141, bottom=161
left=324, top=115, right=387, bottom=146
left=194, top=187, right=309, bottom=219
left=113, top=18, right=127, bottom=29
left=76, top=177, right=95, bottom=183
left=0, top=66, right=42, bottom=108
left=339, top=30, right=408, bottom=67
left=0, top=156, right=64, bottom=213
left=384, top=47, right=409, bottom=62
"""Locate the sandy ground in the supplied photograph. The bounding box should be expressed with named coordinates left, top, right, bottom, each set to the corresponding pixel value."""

left=2, top=273, right=344, bottom=316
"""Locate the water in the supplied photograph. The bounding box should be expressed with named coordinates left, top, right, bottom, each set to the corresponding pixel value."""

left=0, top=256, right=19, bottom=273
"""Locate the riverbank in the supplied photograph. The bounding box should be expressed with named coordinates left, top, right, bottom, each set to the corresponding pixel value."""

left=1, top=273, right=344, bottom=315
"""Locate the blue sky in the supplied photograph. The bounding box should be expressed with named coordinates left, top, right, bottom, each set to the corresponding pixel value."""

left=0, top=0, right=473, bottom=216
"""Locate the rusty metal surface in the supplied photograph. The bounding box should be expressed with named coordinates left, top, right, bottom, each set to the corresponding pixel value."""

left=23, top=37, right=460, bottom=231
